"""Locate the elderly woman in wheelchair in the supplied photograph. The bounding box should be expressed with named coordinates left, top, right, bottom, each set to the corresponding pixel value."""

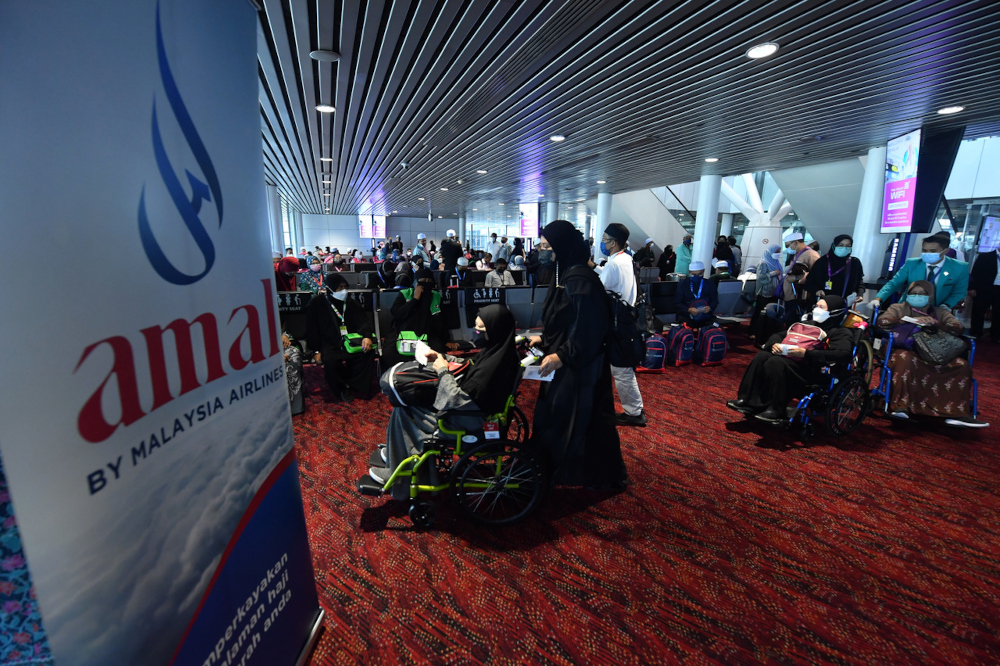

left=728, top=295, right=870, bottom=436
left=358, top=304, right=545, bottom=527
left=873, top=280, right=988, bottom=429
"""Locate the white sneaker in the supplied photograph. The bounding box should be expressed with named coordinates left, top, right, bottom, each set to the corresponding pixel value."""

left=945, top=418, right=990, bottom=429
left=890, top=411, right=909, bottom=420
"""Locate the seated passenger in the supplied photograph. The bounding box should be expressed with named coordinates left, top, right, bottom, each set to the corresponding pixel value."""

left=877, top=280, right=987, bottom=428
left=476, top=253, right=493, bottom=271
left=383, top=268, right=453, bottom=367
left=296, top=256, right=326, bottom=293
left=371, top=305, right=520, bottom=497
left=441, top=256, right=474, bottom=288
left=306, top=275, right=377, bottom=402
left=366, top=260, right=396, bottom=291
left=676, top=261, right=719, bottom=328
left=485, top=257, right=516, bottom=287
left=708, top=260, right=731, bottom=282
left=728, top=295, right=854, bottom=423
left=275, top=255, right=300, bottom=291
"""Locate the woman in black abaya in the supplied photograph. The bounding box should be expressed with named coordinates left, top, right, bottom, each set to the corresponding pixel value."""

left=529, top=220, right=628, bottom=491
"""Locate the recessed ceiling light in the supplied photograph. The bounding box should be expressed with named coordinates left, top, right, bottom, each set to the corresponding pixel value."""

left=705, top=157, right=719, bottom=163
left=476, top=169, right=488, bottom=174
left=507, top=215, right=511, bottom=218
left=418, top=197, right=425, bottom=201
left=322, top=179, right=331, bottom=183
left=440, top=187, right=449, bottom=191
left=937, top=105, right=965, bottom=115
left=309, top=50, right=341, bottom=62
left=550, top=135, right=566, bottom=142
left=320, top=157, right=333, bottom=162
left=472, top=208, right=478, bottom=211
left=315, top=104, right=336, bottom=113
left=498, top=203, right=505, bottom=206
left=597, top=180, right=606, bottom=184
left=438, top=215, right=443, bottom=219
left=746, top=42, right=779, bottom=59
left=567, top=206, right=574, bottom=209
left=392, top=210, right=398, bottom=213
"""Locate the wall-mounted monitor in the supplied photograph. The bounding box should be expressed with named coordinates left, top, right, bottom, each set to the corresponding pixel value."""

left=518, top=203, right=539, bottom=238
left=881, top=129, right=921, bottom=234
left=358, top=215, right=386, bottom=239
left=980, top=216, right=1000, bottom=254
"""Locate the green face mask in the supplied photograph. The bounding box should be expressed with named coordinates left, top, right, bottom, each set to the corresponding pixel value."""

left=833, top=246, right=852, bottom=258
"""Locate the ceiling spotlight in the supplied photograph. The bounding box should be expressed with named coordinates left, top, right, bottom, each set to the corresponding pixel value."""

left=456, top=180, right=464, bottom=185
left=597, top=180, right=606, bottom=184
left=746, top=42, right=779, bottom=59
left=322, top=179, right=331, bottom=183
left=476, top=169, right=488, bottom=174
left=392, top=210, right=398, bottom=213
left=315, top=104, right=336, bottom=113
left=320, top=157, right=333, bottom=162
left=440, top=187, right=449, bottom=191
left=705, top=157, right=719, bottom=163
left=567, top=206, right=574, bottom=209
left=507, top=215, right=511, bottom=218
left=937, top=105, right=965, bottom=115
left=438, top=215, right=443, bottom=219
left=323, top=193, right=330, bottom=197
left=309, top=50, right=341, bottom=62
left=550, top=135, right=566, bottom=142
left=418, top=197, right=425, bottom=201
left=498, top=202, right=505, bottom=206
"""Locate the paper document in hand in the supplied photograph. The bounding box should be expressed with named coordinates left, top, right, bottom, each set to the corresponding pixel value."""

left=523, top=365, right=554, bottom=382
left=414, top=340, right=433, bottom=365
left=901, top=316, right=927, bottom=326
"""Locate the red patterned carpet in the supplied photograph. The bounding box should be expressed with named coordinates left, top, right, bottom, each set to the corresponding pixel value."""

left=297, top=327, right=1000, bottom=665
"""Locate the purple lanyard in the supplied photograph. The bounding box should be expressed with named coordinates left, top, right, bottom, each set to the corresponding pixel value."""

left=828, top=259, right=852, bottom=296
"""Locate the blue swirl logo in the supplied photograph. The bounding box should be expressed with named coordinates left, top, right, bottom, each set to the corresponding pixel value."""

left=138, top=3, right=223, bottom=285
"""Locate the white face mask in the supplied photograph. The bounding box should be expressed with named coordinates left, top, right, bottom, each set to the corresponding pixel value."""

left=330, top=289, right=348, bottom=301
left=812, top=308, right=830, bottom=323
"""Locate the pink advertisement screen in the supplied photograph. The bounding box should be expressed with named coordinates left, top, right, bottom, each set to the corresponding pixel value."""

left=881, top=129, right=921, bottom=233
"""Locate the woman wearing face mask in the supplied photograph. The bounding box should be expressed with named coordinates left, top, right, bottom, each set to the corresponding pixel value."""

left=876, top=281, right=986, bottom=428
left=805, top=235, right=865, bottom=305
left=656, top=244, right=676, bottom=279
left=296, top=256, right=326, bottom=293
left=305, top=274, right=376, bottom=402
left=384, top=268, right=453, bottom=367
left=728, top=295, right=855, bottom=423
left=527, top=220, right=628, bottom=491
left=750, top=244, right=785, bottom=342
left=369, top=306, right=520, bottom=494
left=366, top=260, right=396, bottom=291
left=675, top=235, right=693, bottom=275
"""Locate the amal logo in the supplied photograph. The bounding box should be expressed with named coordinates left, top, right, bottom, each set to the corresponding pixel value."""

left=138, top=3, right=223, bottom=285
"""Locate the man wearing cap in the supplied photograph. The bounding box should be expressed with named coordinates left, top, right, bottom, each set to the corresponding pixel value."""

left=676, top=260, right=719, bottom=328
left=442, top=256, right=474, bottom=288
left=440, top=229, right=463, bottom=272
left=633, top=237, right=656, bottom=268
left=485, top=232, right=502, bottom=260
left=709, top=260, right=731, bottom=282
left=782, top=233, right=820, bottom=302
left=413, top=233, right=432, bottom=265
left=600, top=223, right=646, bottom=427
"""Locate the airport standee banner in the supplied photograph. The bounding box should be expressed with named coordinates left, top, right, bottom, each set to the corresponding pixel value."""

left=0, top=2, right=321, bottom=665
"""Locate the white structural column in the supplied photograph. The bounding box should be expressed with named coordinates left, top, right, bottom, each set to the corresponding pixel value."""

left=458, top=214, right=466, bottom=244
left=546, top=200, right=558, bottom=226
left=720, top=174, right=791, bottom=270
left=292, top=208, right=305, bottom=251
left=693, top=175, right=722, bottom=270
left=720, top=213, right=734, bottom=238
left=852, top=145, right=890, bottom=283
left=265, top=184, right=283, bottom=252
left=596, top=192, right=612, bottom=259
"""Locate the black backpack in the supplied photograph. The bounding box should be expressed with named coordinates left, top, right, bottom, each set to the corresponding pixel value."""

left=605, top=290, right=647, bottom=367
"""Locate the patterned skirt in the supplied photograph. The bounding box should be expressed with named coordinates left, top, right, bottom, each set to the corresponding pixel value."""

left=887, top=350, right=972, bottom=417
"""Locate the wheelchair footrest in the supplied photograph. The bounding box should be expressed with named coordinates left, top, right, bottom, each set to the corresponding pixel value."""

left=356, top=475, right=384, bottom=497
left=368, top=449, right=387, bottom=467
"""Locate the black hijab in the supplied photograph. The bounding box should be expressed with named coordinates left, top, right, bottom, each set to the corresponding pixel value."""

left=815, top=294, right=848, bottom=330
left=459, top=305, right=519, bottom=414
left=540, top=220, right=589, bottom=284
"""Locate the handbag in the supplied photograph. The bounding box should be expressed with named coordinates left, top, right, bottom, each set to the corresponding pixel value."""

left=912, top=329, right=966, bottom=365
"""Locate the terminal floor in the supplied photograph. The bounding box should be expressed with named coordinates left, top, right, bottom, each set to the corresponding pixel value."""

left=295, top=329, right=1000, bottom=666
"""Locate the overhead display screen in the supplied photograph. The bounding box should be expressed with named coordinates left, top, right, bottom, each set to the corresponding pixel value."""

left=358, top=215, right=386, bottom=239
left=980, top=216, right=1000, bottom=254
left=518, top=203, right=538, bottom=238
left=881, top=129, right=921, bottom=233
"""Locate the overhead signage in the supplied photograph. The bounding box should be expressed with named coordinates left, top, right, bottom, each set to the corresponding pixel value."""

left=881, top=129, right=922, bottom=233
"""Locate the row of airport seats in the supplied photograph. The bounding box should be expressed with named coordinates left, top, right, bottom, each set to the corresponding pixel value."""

left=278, top=279, right=753, bottom=358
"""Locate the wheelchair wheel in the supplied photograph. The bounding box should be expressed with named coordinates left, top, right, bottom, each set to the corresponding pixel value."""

left=852, top=339, right=874, bottom=386
left=500, top=405, right=530, bottom=444
left=825, top=376, right=870, bottom=435
left=451, top=440, right=546, bottom=526
left=408, top=500, right=437, bottom=529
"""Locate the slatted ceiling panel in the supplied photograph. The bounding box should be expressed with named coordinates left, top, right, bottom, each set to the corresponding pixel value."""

left=259, top=0, right=1000, bottom=218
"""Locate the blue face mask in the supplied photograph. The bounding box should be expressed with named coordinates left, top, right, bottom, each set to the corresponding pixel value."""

left=683, top=239, right=691, bottom=246
left=599, top=241, right=609, bottom=256
left=921, top=251, right=943, bottom=264
left=906, top=294, right=930, bottom=309
left=833, top=246, right=852, bottom=258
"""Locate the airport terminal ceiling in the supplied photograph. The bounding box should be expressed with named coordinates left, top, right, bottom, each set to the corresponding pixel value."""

left=257, top=0, right=1000, bottom=220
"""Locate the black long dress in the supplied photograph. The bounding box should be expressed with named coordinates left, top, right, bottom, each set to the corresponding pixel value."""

left=531, top=265, right=628, bottom=488
left=382, top=289, right=449, bottom=367
left=306, top=292, right=377, bottom=397
left=804, top=254, right=864, bottom=301
left=737, top=328, right=855, bottom=411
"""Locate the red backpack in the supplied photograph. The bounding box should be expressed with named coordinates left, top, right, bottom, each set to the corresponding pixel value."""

left=780, top=323, right=828, bottom=358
